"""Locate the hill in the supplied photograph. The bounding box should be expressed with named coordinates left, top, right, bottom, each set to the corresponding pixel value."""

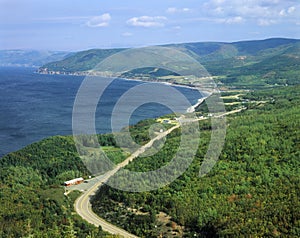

left=91, top=85, right=300, bottom=237
left=0, top=134, right=124, bottom=238
left=39, top=48, right=125, bottom=73
left=38, top=38, right=300, bottom=87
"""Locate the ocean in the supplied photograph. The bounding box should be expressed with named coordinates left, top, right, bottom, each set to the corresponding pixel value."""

left=0, top=67, right=202, bottom=157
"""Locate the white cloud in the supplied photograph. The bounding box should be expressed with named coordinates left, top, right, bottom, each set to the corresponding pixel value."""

left=288, top=6, right=296, bottom=14
left=86, top=13, right=111, bottom=28
left=127, top=16, right=167, bottom=27
left=214, top=7, right=224, bottom=14
left=279, top=6, right=296, bottom=16
left=279, top=9, right=286, bottom=16
left=203, top=0, right=300, bottom=25
left=166, top=7, right=191, bottom=14
left=217, top=16, right=244, bottom=24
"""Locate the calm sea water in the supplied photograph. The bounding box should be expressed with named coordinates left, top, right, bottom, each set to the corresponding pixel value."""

left=0, top=67, right=202, bottom=157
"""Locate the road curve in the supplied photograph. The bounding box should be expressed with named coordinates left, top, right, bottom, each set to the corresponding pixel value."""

left=74, top=124, right=180, bottom=238
left=74, top=109, right=245, bottom=237
left=75, top=173, right=138, bottom=237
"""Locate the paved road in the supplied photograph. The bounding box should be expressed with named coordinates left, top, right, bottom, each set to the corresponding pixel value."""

left=75, top=170, right=138, bottom=237
left=74, top=108, right=245, bottom=237
left=74, top=124, right=180, bottom=238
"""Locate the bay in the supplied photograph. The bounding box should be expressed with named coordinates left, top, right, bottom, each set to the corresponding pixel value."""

left=0, top=67, right=202, bottom=157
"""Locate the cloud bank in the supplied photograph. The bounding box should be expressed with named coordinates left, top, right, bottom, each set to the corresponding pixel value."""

left=86, top=13, right=111, bottom=27
left=166, top=7, right=191, bottom=14
left=127, top=16, right=167, bottom=27
left=203, top=0, right=300, bottom=26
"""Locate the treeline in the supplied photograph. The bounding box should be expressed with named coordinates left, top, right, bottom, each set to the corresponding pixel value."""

left=92, top=85, right=300, bottom=237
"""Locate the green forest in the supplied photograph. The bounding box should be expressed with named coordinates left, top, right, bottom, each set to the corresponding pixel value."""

left=91, top=86, right=300, bottom=237
left=0, top=135, right=121, bottom=238
left=1, top=85, right=299, bottom=237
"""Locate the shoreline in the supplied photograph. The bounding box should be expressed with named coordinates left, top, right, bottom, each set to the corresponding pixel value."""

left=37, top=69, right=210, bottom=114
left=37, top=69, right=210, bottom=113
left=186, top=97, right=207, bottom=113
left=37, top=69, right=201, bottom=89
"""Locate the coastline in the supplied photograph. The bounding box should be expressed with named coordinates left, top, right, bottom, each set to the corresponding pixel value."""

left=38, top=68, right=216, bottom=91
left=37, top=69, right=209, bottom=113
left=37, top=69, right=210, bottom=114
left=36, top=68, right=210, bottom=106
left=186, top=97, right=207, bottom=113
left=37, top=69, right=210, bottom=93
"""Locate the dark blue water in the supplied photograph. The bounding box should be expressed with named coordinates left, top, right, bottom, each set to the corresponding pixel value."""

left=0, top=67, right=202, bottom=157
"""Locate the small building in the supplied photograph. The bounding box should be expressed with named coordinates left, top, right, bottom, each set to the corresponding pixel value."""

left=64, top=177, right=84, bottom=187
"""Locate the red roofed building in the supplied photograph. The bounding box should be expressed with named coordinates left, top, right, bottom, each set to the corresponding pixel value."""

left=64, top=177, right=84, bottom=186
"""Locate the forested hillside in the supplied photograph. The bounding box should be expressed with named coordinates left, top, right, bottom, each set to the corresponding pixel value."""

left=38, top=38, right=300, bottom=88
left=0, top=135, right=121, bottom=238
left=91, top=86, right=300, bottom=237
left=0, top=85, right=299, bottom=237
left=39, top=48, right=124, bottom=73
left=1, top=38, right=300, bottom=236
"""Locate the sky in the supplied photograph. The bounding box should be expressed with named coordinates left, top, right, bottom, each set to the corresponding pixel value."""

left=1, top=0, right=300, bottom=51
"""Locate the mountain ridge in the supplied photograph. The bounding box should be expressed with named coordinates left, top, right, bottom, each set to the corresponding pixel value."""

left=38, top=38, right=300, bottom=88
left=39, top=37, right=300, bottom=70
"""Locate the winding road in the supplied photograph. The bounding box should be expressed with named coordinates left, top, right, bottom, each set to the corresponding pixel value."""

left=74, top=108, right=245, bottom=237
left=74, top=124, right=180, bottom=238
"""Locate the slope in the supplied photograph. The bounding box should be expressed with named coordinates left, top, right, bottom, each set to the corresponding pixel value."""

left=38, top=38, right=300, bottom=88
left=91, top=85, right=300, bottom=237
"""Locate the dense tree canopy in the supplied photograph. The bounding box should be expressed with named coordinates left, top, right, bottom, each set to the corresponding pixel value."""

left=0, top=85, right=299, bottom=237
left=0, top=135, right=122, bottom=238
left=92, top=86, right=300, bottom=237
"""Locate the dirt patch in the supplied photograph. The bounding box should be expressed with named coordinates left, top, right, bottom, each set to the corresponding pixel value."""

left=156, top=212, right=184, bottom=237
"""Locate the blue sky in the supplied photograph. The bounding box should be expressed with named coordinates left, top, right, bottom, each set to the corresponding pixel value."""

left=1, top=0, right=300, bottom=51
